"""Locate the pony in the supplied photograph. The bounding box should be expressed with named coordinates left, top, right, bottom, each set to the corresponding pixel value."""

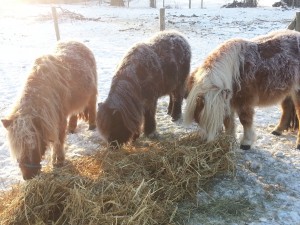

left=1, top=40, right=98, bottom=179
left=184, top=29, right=300, bottom=150
left=97, top=30, right=191, bottom=147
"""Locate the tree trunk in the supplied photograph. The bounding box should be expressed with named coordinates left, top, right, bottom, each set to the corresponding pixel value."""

left=150, top=0, right=156, bottom=8
left=111, top=0, right=124, bottom=6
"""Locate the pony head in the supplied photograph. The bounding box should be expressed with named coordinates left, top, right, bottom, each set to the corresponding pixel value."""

left=2, top=115, right=47, bottom=179
left=97, top=102, right=140, bottom=148
left=184, top=39, right=243, bottom=142
left=184, top=82, right=232, bottom=142
left=185, top=87, right=233, bottom=142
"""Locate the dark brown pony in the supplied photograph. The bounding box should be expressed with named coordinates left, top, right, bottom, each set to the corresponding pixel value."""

left=1, top=41, right=98, bottom=179
left=97, top=30, right=191, bottom=147
left=184, top=29, right=300, bottom=150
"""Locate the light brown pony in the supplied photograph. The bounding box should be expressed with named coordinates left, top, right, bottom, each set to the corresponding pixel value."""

left=1, top=40, right=98, bottom=179
left=184, top=29, right=300, bottom=150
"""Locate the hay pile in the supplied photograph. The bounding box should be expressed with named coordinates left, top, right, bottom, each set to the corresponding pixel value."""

left=0, top=133, right=236, bottom=225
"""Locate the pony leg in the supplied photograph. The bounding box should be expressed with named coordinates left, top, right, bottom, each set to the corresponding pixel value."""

left=87, top=94, right=97, bottom=130
left=144, top=102, right=158, bottom=138
left=224, top=111, right=236, bottom=137
left=68, top=115, right=78, bottom=133
left=52, top=119, right=67, bottom=167
left=291, top=94, right=300, bottom=149
left=272, top=96, right=295, bottom=136
left=167, top=95, right=173, bottom=116
left=237, top=108, right=256, bottom=150
left=169, top=87, right=184, bottom=121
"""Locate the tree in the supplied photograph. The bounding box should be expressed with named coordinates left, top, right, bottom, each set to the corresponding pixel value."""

left=245, top=0, right=258, bottom=7
left=223, top=0, right=258, bottom=8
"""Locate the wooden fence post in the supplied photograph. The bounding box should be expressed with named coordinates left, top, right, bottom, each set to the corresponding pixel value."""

left=287, top=12, right=300, bottom=32
left=287, top=16, right=296, bottom=30
left=160, top=8, right=165, bottom=31
left=52, top=7, right=60, bottom=41
left=296, top=12, right=300, bottom=31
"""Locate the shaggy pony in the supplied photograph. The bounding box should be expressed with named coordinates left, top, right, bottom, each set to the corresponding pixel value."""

left=184, top=29, right=300, bottom=150
left=1, top=41, right=98, bottom=179
left=97, top=30, right=191, bottom=147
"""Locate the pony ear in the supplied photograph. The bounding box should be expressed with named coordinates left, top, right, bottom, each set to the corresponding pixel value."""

left=222, top=89, right=232, bottom=100
left=1, top=119, right=13, bottom=129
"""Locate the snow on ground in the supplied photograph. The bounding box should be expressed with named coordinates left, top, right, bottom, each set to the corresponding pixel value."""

left=0, top=0, right=300, bottom=224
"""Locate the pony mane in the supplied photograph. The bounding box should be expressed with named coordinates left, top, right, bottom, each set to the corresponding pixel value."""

left=6, top=55, right=71, bottom=161
left=107, top=79, right=143, bottom=134
left=104, top=43, right=160, bottom=135
left=184, top=39, right=246, bottom=141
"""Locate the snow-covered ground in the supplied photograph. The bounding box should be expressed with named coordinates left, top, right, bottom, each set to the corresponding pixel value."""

left=0, top=0, right=300, bottom=224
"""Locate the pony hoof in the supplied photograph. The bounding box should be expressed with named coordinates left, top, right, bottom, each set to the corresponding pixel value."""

left=171, top=116, right=181, bottom=122
left=69, top=129, right=75, bottom=134
left=132, top=133, right=140, bottom=142
left=53, top=162, right=64, bottom=168
left=88, top=124, right=96, bottom=130
left=297, top=145, right=300, bottom=150
left=147, top=132, right=160, bottom=139
left=271, top=130, right=281, bottom=136
left=108, top=140, right=122, bottom=150
left=171, top=114, right=181, bottom=122
left=240, top=145, right=251, bottom=150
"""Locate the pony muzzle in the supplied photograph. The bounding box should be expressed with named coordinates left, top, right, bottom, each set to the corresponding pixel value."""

left=19, top=162, right=42, bottom=180
left=197, top=127, right=208, bottom=142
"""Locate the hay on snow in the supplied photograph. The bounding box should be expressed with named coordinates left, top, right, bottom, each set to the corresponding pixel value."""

left=0, top=133, right=236, bottom=225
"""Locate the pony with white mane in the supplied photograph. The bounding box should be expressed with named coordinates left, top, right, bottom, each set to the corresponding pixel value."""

left=184, top=29, right=300, bottom=150
left=1, top=41, right=98, bottom=179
